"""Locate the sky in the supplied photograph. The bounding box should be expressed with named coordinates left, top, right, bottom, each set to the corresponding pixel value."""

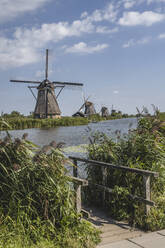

left=0, top=0, right=165, bottom=116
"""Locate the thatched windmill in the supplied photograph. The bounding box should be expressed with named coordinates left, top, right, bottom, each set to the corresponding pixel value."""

left=84, top=101, right=96, bottom=116
left=72, top=97, right=96, bottom=117
left=10, top=49, right=83, bottom=119
left=101, top=106, right=109, bottom=117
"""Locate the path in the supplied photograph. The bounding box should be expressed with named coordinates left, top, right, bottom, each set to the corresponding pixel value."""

left=84, top=207, right=143, bottom=247
left=98, top=230, right=165, bottom=248
left=86, top=208, right=165, bottom=247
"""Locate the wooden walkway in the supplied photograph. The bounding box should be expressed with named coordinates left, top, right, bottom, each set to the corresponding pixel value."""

left=84, top=207, right=144, bottom=247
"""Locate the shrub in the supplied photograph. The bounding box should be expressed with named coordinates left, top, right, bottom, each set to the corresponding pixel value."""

left=0, top=124, right=100, bottom=247
left=85, top=114, right=165, bottom=231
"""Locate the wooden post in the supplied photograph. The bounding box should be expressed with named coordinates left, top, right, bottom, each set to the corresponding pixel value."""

left=102, top=166, right=107, bottom=207
left=75, top=183, right=82, bottom=213
left=73, top=159, right=78, bottom=178
left=143, top=175, right=151, bottom=215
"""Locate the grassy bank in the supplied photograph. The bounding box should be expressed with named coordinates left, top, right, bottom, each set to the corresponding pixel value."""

left=0, top=122, right=100, bottom=248
left=0, top=116, right=89, bottom=130
left=0, top=114, right=134, bottom=131
left=85, top=113, right=165, bottom=231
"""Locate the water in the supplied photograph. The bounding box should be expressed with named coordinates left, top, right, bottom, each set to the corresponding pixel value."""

left=1, top=118, right=137, bottom=147
left=1, top=118, right=137, bottom=177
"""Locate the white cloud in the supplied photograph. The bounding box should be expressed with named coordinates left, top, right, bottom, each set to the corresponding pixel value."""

left=158, top=33, right=165, bottom=38
left=96, top=26, right=118, bottom=34
left=81, top=3, right=119, bottom=23
left=65, top=42, right=109, bottom=54
left=0, top=0, right=51, bottom=23
left=119, top=11, right=165, bottom=26
left=113, top=90, right=119, bottom=94
left=123, top=37, right=151, bottom=48
left=0, top=2, right=121, bottom=69
left=0, top=19, right=95, bottom=69
left=123, top=0, right=136, bottom=9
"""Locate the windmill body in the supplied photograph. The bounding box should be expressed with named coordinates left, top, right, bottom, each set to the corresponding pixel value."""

left=101, top=106, right=109, bottom=117
left=84, top=101, right=96, bottom=116
left=34, top=80, right=61, bottom=119
left=10, top=50, right=83, bottom=119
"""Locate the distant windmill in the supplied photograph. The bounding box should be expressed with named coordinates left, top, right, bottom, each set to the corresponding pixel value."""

left=10, top=49, right=83, bottom=119
left=72, top=96, right=96, bottom=117
left=101, top=106, right=109, bottom=117
left=84, top=101, right=96, bottom=116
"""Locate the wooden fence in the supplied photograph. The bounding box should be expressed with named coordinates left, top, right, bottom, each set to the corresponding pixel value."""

left=69, top=156, right=159, bottom=216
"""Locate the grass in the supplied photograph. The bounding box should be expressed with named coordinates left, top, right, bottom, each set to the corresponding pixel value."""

left=0, top=114, right=134, bottom=131
left=0, top=120, right=100, bottom=248
left=85, top=112, right=165, bottom=231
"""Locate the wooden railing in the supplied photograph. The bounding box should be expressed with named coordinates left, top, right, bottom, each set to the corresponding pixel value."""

left=69, top=156, right=159, bottom=216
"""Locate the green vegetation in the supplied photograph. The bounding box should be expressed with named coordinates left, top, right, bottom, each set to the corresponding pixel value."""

left=0, top=116, right=89, bottom=130
left=159, top=112, right=165, bottom=121
left=0, top=121, right=100, bottom=248
left=85, top=112, right=165, bottom=231
left=0, top=110, right=135, bottom=131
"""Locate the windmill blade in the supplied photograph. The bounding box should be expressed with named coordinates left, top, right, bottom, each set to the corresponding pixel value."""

left=78, top=96, right=90, bottom=112
left=52, top=81, right=83, bottom=86
left=28, top=86, right=37, bottom=100
left=45, top=49, right=49, bottom=80
left=28, top=86, right=38, bottom=88
left=10, top=80, right=41, bottom=84
left=56, top=86, right=65, bottom=99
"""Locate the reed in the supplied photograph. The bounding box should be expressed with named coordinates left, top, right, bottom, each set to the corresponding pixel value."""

left=0, top=117, right=89, bottom=130
left=85, top=113, right=165, bottom=231
left=0, top=123, right=100, bottom=248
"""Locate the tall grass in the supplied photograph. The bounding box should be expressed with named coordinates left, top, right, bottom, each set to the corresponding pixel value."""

left=0, top=117, right=89, bottom=130
left=85, top=113, right=165, bottom=231
left=0, top=122, right=100, bottom=248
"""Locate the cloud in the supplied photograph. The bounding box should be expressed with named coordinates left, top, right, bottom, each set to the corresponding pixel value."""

left=123, top=37, right=151, bottom=48
left=0, top=2, right=121, bottom=69
left=158, top=33, right=165, bottom=38
left=123, top=0, right=137, bottom=9
left=0, top=0, right=51, bottom=23
left=0, top=19, right=95, bottom=69
left=119, top=11, right=165, bottom=26
left=96, top=26, right=118, bottom=34
left=81, top=3, right=119, bottom=23
left=64, top=42, right=109, bottom=54
left=113, top=90, right=119, bottom=94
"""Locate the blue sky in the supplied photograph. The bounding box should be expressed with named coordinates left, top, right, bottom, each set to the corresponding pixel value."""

left=0, top=0, right=165, bottom=116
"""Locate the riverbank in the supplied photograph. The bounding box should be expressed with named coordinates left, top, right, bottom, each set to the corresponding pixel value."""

left=0, top=115, right=133, bottom=131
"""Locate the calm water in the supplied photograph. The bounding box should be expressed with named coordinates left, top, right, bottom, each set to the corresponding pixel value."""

left=1, top=118, right=137, bottom=147
left=1, top=118, right=137, bottom=177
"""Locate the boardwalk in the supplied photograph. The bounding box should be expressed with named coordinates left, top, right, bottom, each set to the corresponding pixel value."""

left=98, top=230, right=165, bottom=248
left=86, top=208, right=165, bottom=247
left=84, top=207, right=143, bottom=247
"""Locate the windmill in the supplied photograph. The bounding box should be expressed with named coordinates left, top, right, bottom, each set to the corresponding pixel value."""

left=72, top=95, right=96, bottom=117
left=84, top=101, right=96, bottom=116
left=10, top=49, right=83, bottom=119
left=101, top=106, right=109, bottom=117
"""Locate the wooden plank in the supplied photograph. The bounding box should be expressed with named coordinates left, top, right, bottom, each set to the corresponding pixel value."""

left=75, top=184, right=81, bottom=213
left=88, top=183, right=154, bottom=206
left=143, top=175, right=151, bottom=215
left=102, top=166, right=107, bottom=207
left=70, top=176, right=88, bottom=186
left=69, top=156, right=159, bottom=177
left=73, top=159, right=78, bottom=178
